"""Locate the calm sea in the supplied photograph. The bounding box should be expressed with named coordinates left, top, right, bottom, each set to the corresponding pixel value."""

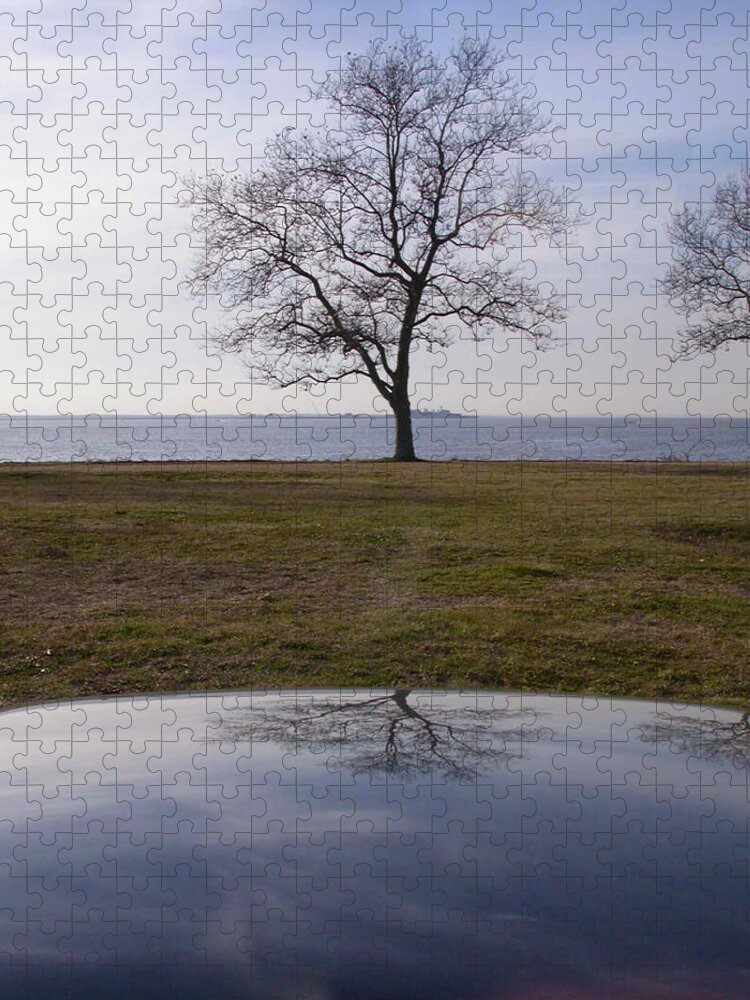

left=1, top=414, right=748, bottom=462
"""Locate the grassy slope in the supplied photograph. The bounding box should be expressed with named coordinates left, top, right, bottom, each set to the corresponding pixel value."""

left=1, top=460, right=748, bottom=708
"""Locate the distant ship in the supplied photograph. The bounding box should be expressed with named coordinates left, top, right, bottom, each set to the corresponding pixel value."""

left=410, top=407, right=460, bottom=418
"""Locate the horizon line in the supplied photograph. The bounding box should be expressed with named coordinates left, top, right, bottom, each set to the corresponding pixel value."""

left=3, top=412, right=748, bottom=421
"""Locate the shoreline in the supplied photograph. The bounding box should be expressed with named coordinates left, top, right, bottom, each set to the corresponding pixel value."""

left=2, top=457, right=749, bottom=468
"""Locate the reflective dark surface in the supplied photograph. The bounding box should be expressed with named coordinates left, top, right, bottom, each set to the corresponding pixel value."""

left=1, top=689, right=749, bottom=999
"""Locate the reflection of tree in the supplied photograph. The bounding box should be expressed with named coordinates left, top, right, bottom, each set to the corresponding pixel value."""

left=221, top=689, right=538, bottom=779
left=642, top=711, right=750, bottom=767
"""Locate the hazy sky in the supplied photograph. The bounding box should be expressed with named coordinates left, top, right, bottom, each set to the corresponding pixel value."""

left=1, top=0, right=749, bottom=418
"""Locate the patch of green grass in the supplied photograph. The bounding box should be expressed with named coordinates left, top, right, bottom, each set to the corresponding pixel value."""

left=413, top=560, right=565, bottom=597
left=0, top=459, right=748, bottom=709
left=654, top=521, right=750, bottom=544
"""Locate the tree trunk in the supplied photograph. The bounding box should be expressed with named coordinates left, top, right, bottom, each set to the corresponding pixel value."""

left=392, top=393, right=418, bottom=461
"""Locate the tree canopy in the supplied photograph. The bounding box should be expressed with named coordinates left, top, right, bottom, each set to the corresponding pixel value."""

left=663, top=170, right=750, bottom=356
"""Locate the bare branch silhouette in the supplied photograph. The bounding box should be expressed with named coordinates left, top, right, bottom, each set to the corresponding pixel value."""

left=663, top=170, right=750, bottom=356
left=218, top=689, right=539, bottom=779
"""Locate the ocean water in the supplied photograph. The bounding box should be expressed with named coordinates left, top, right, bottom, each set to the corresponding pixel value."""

left=1, top=413, right=748, bottom=462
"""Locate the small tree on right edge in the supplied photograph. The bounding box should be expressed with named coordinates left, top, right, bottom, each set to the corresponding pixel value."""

left=663, top=171, right=750, bottom=356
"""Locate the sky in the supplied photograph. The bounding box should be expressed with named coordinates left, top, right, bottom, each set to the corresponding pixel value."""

left=1, top=0, right=749, bottom=419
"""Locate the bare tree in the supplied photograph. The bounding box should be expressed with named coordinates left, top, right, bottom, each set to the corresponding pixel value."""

left=663, top=170, right=750, bottom=356
left=186, top=37, right=568, bottom=460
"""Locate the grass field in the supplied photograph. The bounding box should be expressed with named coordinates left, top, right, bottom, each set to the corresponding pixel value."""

left=1, top=460, right=748, bottom=710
